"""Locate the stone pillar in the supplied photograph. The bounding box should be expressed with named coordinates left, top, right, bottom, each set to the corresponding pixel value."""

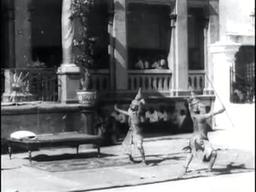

left=203, top=18, right=214, bottom=95
left=167, top=9, right=176, bottom=91
left=57, top=0, right=81, bottom=103
left=172, top=0, right=189, bottom=96
left=108, top=5, right=115, bottom=90
left=204, top=0, right=219, bottom=96
left=1, top=0, right=15, bottom=102
left=113, top=0, right=128, bottom=90
left=2, top=0, right=15, bottom=68
left=209, top=40, right=240, bottom=128
left=209, top=0, right=219, bottom=44
left=14, top=0, right=32, bottom=68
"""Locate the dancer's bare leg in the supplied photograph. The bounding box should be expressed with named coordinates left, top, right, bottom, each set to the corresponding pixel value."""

left=138, top=146, right=147, bottom=165
left=208, top=150, right=217, bottom=171
left=179, top=153, right=193, bottom=177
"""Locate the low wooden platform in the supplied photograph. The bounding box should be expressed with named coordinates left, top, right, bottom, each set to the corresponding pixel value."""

left=7, top=132, right=103, bottom=163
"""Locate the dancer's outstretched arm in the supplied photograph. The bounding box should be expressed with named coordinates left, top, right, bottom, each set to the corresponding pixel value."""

left=204, top=107, right=226, bottom=119
left=114, top=104, right=129, bottom=116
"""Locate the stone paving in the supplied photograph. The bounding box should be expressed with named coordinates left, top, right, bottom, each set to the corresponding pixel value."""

left=1, top=132, right=254, bottom=192
left=1, top=104, right=255, bottom=192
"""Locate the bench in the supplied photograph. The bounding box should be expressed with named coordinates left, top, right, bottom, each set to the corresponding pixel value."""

left=7, top=132, right=103, bottom=163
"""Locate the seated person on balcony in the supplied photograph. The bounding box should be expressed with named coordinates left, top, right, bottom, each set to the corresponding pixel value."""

left=151, top=58, right=168, bottom=69
left=144, top=60, right=150, bottom=69
left=135, top=57, right=144, bottom=69
left=151, top=60, right=160, bottom=69
left=159, top=58, right=168, bottom=69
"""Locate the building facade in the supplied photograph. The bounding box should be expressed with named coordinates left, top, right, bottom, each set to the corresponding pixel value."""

left=1, top=0, right=220, bottom=100
left=1, top=0, right=255, bottom=139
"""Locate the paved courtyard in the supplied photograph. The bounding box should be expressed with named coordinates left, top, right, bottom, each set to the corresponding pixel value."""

left=1, top=104, right=255, bottom=192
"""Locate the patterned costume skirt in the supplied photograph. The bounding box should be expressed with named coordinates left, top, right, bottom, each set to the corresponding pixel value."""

left=189, top=135, right=214, bottom=161
left=122, top=129, right=143, bottom=155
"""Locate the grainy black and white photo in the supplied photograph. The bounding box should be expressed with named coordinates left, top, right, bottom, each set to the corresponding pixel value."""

left=1, top=0, right=255, bottom=191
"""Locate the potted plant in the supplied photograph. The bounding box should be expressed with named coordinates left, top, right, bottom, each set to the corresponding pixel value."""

left=76, top=69, right=97, bottom=106
left=71, top=0, right=97, bottom=106
left=9, top=72, right=34, bottom=103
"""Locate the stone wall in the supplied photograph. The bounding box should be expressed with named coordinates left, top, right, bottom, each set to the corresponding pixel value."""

left=1, top=104, right=95, bottom=140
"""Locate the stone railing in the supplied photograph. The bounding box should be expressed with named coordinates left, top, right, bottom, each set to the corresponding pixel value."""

left=90, top=70, right=110, bottom=91
left=128, top=69, right=172, bottom=93
left=188, top=70, right=205, bottom=93
left=2, top=68, right=58, bottom=102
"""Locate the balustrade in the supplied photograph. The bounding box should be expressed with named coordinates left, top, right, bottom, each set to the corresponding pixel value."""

left=128, top=70, right=172, bottom=93
left=188, top=70, right=205, bottom=93
left=1, top=68, right=207, bottom=102
left=90, top=70, right=110, bottom=91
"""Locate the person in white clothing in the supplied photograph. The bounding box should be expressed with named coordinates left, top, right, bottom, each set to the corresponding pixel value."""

left=145, top=107, right=158, bottom=123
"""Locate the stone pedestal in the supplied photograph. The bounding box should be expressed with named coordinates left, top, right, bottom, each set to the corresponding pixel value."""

left=209, top=40, right=240, bottom=128
left=57, top=64, right=81, bottom=103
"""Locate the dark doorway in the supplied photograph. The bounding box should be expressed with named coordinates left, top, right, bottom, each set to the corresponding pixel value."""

left=188, top=8, right=206, bottom=70
left=30, top=0, right=62, bottom=68
left=231, top=46, right=255, bottom=103
left=127, top=3, right=171, bottom=69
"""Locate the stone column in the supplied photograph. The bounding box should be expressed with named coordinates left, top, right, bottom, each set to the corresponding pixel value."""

left=108, top=5, right=115, bottom=90
left=209, top=0, right=219, bottom=44
left=203, top=18, right=215, bottom=95
left=172, top=0, right=189, bottom=96
left=1, top=0, right=15, bottom=102
left=113, top=0, right=128, bottom=90
left=57, top=0, right=81, bottom=103
left=167, top=9, right=176, bottom=92
left=14, top=0, right=32, bottom=68
left=203, top=0, right=219, bottom=96
left=2, top=0, right=15, bottom=68
left=209, top=40, right=240, bottom=128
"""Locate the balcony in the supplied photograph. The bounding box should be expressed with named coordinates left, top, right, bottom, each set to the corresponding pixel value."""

left=128, top=69, right=172, bottom=97
left=1, top=68, right=207, bottom=103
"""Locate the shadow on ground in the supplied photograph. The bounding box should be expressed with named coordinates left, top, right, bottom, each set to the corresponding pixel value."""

left=29, top=152, right=115, bottom=162
left=67, top=163, right=255, bottom=192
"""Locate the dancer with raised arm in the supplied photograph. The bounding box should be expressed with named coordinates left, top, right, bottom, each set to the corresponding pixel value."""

left=180, top=93, right=226, bottom=177
left=114, top=88, right=147, bottom=165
